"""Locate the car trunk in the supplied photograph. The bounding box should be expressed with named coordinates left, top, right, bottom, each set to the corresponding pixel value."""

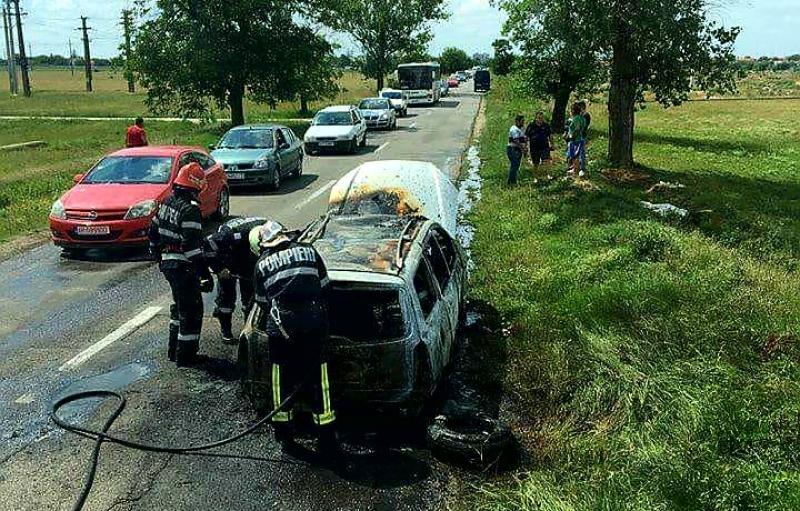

left=327, top=283, right=412, bottom=394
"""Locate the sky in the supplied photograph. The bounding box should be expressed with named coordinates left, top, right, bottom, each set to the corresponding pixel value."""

left=13, top=0, right=800, bottom=60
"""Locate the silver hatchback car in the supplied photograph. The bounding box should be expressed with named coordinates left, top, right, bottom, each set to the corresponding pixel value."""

left=239, top=162, right=468, bottom=416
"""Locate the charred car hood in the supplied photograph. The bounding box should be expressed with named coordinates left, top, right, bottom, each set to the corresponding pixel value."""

left=62, top=183, right=169, bottom=211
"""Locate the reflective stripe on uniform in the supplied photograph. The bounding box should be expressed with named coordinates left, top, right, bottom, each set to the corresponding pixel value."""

left=159, top=228, right=181, bottom=239
left=162, top=253, right=190, bottom=262
left=320, top=277, right=330, bottom=288
left=169, top=319, right=180, bottom=326
left=184, top=248, right=203, bottom=258
left=216, top=307, right=234, bottom=314
left=313, top=362, right=336, bottom=426
left=271, top=364, right=292, bottom=423
left=263, top=267, right=319, bottom=289
left=178, top=333, right=200, bottom=341
left=182, top=221, right=202, bottom=230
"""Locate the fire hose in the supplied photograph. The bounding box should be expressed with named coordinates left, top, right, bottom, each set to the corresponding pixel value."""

left=50, top=375, right=309, bottom=511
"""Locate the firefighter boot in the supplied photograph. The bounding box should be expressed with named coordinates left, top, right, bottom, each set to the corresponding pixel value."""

left=175, top=340, right=199, bottom=367
left=217, top=313, right=235, bottom=345
left=168, top=328, right=178, bottom=362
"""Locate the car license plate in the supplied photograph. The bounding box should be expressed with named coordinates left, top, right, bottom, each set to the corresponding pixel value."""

left=227, top=172, right=245, bottom=180
left=75, top=225, right=110, bottom=235
left=319, top=141, right=335, bottom=147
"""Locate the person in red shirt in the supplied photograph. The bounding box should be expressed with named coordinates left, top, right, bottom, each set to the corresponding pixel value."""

left=125, top=117, right=149, bottom=148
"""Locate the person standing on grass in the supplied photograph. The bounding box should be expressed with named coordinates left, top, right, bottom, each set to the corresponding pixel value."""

left=507, top=115, right=527, bottom=185
left=566, top=103, right=588, bottom=178
left=525, top=111, right=554, bottom=168
left=126, top=117, right=149, bottom=148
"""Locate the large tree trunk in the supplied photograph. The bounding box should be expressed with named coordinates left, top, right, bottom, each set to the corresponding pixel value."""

left=376, top=74, right=385, bottom=92
left=228, top=82, right=245, bottom=126
left=607, top=6, right=636, bottom=168
left=551, top=85, right=572, bottom=133
left=300, top=95, right=309, bottom=115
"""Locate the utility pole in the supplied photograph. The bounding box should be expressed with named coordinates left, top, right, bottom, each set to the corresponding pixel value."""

left=11, top=0, right=29, bottom=96
left=68, top=38, right=74, bottom=76
left=2, top=4, right=17, bottom=94
left=121, top=9, right=134, bottom=93
left=78, top=16, right=91, bottom=92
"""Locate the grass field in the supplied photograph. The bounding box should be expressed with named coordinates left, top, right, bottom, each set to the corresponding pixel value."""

left=0, top=68, right=376, bottom=119
left=467, top=80, right=800, bottom=509
left=0, top=119, right=308, bottom=242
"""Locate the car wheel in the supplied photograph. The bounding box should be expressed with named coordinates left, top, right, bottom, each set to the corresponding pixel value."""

left=269, top=166, right=281, bottom=191
left=427, top=414, right=516, bottom=469
left=214, top=187, right=230, bottom=220
left=291, top=156, right=303, bottom=179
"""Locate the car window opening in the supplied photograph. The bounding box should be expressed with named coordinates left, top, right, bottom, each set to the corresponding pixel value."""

left=219, top=129, right=274, bottom=150
left=414, top=261, right=438, bottom=318
left=328, top=286, right=405, bottom=342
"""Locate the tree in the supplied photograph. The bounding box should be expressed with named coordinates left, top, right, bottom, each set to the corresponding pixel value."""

left=472, top=52, right=491, bottom=67
left=599, top=0, right=739, bottom=168
left=491, top=38, right=514, bottom=76
left=439, top=47, right=473, bottom=74
left=133, top=0, right=333, bottom=125
left=289, top=31, right=341, bottom=114
left=320, top=0, right=448, bottom=91
left=500, top=0, right=604, bottom=132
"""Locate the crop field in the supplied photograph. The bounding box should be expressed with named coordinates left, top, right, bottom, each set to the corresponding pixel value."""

left=0, top=68, right=376, bottom=118
left=468, top=79, right=800, bottom=509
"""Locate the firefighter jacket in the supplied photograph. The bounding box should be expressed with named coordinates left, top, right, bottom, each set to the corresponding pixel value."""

left=253, top=240, right=330, bottom=339
left=148, top=191, right=206, bottom=272
left=203, top=217, right=266, bottom=278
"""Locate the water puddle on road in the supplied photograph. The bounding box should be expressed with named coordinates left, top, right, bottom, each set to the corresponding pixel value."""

left=54, top=362, right=154, bottom=423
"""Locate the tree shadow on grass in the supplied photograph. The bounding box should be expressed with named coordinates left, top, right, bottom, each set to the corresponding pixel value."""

left=634, top=130, right=774, bottom=155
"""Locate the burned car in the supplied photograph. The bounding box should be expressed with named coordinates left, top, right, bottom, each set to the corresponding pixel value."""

left=239, top=161, right=467, bottom=416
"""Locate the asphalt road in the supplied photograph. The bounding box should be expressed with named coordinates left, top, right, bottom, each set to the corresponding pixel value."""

left=0, top=85, right=481, bottom=511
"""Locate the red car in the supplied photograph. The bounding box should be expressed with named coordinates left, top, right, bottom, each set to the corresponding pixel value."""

left=447, top=77, right=459, bottom=88
left=49, top=146, right=229, bottom=253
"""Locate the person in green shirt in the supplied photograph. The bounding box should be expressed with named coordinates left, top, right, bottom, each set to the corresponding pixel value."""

left=566, top=102, right=588, bottom=177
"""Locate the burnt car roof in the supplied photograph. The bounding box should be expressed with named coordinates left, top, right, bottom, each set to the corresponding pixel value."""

left=311, top=214, right=425, bottom=276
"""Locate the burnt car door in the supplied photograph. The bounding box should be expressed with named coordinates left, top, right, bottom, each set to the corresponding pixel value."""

left=412, top=242, right=447, bottom=379
left=423, top=229, right=459, bottom=364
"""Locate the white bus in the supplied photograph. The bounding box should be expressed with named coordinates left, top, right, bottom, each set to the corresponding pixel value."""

left=396, top=62, right=441, bottom=105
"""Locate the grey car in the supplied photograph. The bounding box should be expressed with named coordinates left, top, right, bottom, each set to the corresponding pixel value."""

left=239, top=213, right=468, bottom=416
left=210, top=124, right=303, bottom=190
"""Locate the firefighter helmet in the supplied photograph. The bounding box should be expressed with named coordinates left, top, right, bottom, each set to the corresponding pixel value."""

left=173, top=162, right=206, bottom=192
left=249, top=220, right=286, bottom=255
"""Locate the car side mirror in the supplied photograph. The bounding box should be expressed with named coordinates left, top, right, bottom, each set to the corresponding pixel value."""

left=73, top=173, right=84, bottom=184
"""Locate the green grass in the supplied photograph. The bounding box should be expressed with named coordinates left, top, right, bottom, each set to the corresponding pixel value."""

left=467, top=80, right=800, bottom=510
left=0, top=68, right=377, bottom=119
left=0, top=119, right=308, bottom=242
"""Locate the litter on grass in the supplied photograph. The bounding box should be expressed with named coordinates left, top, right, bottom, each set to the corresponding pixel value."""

left=647, top=181, right=686, bottom=194
left=640, top=201, right=688, bottom=219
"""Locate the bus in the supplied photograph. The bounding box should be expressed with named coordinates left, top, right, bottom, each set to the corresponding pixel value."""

left=396, top=62, right=441, bottom=105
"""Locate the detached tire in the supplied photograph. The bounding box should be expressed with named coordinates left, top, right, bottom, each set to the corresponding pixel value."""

left=427, top=414, right=515, bottom=469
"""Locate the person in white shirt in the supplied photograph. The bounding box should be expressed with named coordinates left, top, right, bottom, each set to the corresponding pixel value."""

left=507, top=115, right=527, bottom=185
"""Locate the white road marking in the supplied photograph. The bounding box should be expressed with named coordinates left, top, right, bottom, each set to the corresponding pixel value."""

left=14, top=392, right=35, bottom=405
left=295, top=180, right=336, bottom=210
left=58, top=306, right=162, bottom=371
left=374, top=142, right=390, bottom=153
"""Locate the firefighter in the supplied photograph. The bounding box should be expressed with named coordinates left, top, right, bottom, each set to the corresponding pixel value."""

left=148, top=162, right=213, bottom=366
left=250, top=221, right=338, bottom=454
left=203, top=217, right=267, bottom=343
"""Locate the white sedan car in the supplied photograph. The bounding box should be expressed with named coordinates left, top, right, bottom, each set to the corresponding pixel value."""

left=358, top=98, right=397, bottom=130
left=380, top=88, right=409, bottom=117
left=304, top=105, right=368, bottom=155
